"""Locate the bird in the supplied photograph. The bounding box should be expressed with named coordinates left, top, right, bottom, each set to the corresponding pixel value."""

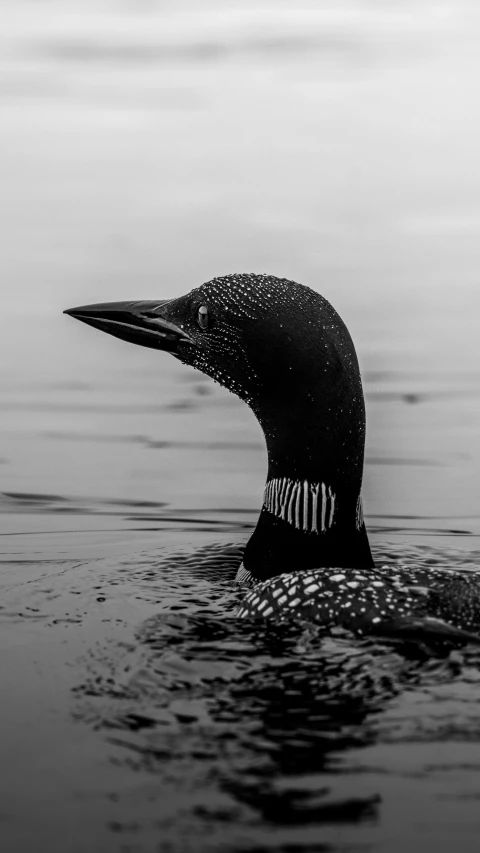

left=65, top=273, right=480, bottom=644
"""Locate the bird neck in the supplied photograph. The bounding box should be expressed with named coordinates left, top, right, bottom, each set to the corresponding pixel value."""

left=243, top=479, right=373, bottom=582
left=243, top=388, right=374, bottom=580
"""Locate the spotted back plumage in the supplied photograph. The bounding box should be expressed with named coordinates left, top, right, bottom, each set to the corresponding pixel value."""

left=236, top=564, right=480, bottom=643
left=236, top=567, right=423, bottom=631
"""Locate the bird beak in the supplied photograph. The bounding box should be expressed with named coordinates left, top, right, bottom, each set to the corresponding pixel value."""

left=63, top=300, right=194, bottom=353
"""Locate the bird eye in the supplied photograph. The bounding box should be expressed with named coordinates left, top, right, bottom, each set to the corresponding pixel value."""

left=197, top=305, right=209, bottom=330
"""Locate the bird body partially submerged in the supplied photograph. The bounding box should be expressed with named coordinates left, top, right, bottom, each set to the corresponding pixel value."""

left=65, top=273, right=480, bottom=643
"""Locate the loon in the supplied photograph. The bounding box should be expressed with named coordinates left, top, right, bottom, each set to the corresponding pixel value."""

left=65, top=273, right=480, bottom=643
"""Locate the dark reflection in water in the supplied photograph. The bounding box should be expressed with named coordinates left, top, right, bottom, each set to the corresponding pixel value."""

left=47, top=539, right=476, bottom=851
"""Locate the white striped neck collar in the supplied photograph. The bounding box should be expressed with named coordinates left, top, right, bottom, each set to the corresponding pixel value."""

left=262, top=476, right=363, bottom=534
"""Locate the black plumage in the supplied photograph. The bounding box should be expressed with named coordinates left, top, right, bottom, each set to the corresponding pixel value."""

left=65, top=274, right=480, bottom=643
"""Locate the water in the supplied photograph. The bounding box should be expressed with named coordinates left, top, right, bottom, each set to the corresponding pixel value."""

left=1, top=1, right=480, bottom=850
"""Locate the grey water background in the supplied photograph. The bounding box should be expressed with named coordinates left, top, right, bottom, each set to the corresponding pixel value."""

left=1, top=1, right=480, bottom=851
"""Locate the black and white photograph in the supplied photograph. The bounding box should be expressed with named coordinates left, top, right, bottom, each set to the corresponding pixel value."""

left=1, top=1, right=480, bottom=851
